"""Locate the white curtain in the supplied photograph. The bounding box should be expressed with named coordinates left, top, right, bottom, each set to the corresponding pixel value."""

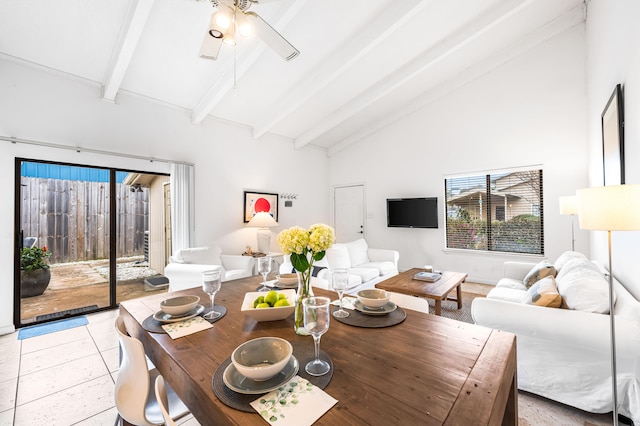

left=170, top=163, right=194, bottom=254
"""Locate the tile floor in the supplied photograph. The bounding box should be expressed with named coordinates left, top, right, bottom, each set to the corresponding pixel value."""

left=0, top=307, right=616, bottom=425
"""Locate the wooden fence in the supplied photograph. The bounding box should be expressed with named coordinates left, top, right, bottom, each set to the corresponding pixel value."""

left=20, top=177, right=149, bottom=264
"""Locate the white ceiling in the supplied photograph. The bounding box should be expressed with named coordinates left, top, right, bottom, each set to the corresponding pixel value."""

left=0, top=0, right=585, bottom=155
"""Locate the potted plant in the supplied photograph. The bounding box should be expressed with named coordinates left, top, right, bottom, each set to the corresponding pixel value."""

left=20, top=246, right=52, bottom=298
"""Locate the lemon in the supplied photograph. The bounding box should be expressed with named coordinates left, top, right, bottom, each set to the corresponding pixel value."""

left=264, top=290, right=279, bottom=307
left=274, top=299, right=290, bottom=307
left=278, top=293, right=287, bottom=300
left=253, top=296, right=265, bottom=308
left=256, top=303, right=271, bottom=309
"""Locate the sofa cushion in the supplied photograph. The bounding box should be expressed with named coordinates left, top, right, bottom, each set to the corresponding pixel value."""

left=496, top=278, right=527, bottom=291
left=486, top=287, right=527, bottom=303
left=179, top=246, right=222, bottom=265
left=346, top=239, right=369, bottom=267
left=349, top=267, right=379, bottom=283
left=554, top=251, right=587, bottom=273
left=523, top=260, right=557, bottom=288
left=326, top=244, right=351, bottom=269
left=556, top=258, right=611, bottom=313
left=358, top=261, right=395, bottom=276
left=522, top=276, right=562, bottom=308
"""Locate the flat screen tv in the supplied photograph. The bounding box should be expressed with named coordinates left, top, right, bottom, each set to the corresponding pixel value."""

left=387, top=197, right=438, bottom=229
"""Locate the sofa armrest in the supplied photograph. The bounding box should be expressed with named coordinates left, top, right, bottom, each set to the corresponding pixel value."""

left=471, top=297, right=640, bottom=356
left=367, top=248, right=399, bottom=268
left=220, top=254, right=255, bottom=273
left=503, top=261, right=535, bottom=281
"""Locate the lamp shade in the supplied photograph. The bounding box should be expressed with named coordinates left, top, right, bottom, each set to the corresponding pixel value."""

left=247, top=211, right=278, bottom=228
left=577, top=184, right=640, bottom=231
left=559, top=195, right=578, bottom=215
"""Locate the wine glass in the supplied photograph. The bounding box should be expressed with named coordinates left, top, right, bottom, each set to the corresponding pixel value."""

left=303, top=296, right=331, bottom=376
left=257, top=256, right=272, bottom=292
left=331, top=269, right=349, bottom=318
left=202, top=270, right=222, bottom=319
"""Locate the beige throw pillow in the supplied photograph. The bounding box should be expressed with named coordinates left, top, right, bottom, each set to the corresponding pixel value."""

left=522, top=276, right=562, bottom=308
left=523, top=260, right=557, bottom=288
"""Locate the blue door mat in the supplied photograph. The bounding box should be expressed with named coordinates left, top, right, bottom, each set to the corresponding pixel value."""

left=18, top=316, right=89, bottom=340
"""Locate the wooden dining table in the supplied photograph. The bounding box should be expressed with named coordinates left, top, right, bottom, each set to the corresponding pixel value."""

left=119, top=275, right=518, bottom=425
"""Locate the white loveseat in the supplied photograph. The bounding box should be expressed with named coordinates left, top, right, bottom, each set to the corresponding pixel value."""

left=471, top=251, right=640, bottom=422
left=280, top=239, right=399, bottom=294
left=165, top=246, right=255, bottom=292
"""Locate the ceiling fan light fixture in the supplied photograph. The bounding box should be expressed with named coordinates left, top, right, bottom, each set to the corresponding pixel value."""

left=215, top=5, right=233, bottom=29
left=236, top=10, right=252, bottom=37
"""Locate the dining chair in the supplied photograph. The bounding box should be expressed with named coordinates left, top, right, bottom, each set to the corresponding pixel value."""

left=154, top=376, right=176, bottom=426
left=388, top=292, right=430, bottom=314
left=114, top=316, right=189, bottom=426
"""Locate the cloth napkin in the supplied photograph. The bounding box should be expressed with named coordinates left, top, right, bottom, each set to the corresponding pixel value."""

left=331, top=296, right=357, bottom=310
left=250, top=376, right=337, bottom=426
left=161, top=316, right=213, bottom=339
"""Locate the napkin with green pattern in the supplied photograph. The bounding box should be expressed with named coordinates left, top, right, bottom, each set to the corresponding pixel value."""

left=161, top=316, right=212, bottom=339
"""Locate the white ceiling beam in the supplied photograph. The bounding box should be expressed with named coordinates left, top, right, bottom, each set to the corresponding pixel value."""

left=294, top=0, right=535, bottom=150
left=250, top=0, right=432, bottom=140
left=327, top=3, right=585, bottom=157
left=102, top=0, right=155, bottom=102
left=191, top=0, right=308, bottom=125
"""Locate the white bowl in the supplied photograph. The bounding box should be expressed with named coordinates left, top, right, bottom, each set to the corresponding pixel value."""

left=241, top=290, right=296, bottom=322
left=232, top=337, right=293, bottom=381
left=160, top=295, right=200, bottom=316
left=357, top=289, right=390, bottom=308
left=278, top=273, right=298, bottom=286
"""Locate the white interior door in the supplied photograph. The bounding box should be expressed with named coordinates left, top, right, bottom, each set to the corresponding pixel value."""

left=334, top=185, right=365, bottom=243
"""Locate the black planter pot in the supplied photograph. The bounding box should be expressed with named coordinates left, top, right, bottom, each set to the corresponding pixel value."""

left=20, top=268, right=51, bottom=298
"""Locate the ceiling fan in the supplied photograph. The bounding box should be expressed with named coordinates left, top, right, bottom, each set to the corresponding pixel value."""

left=199, top=0, right=300, bottom=61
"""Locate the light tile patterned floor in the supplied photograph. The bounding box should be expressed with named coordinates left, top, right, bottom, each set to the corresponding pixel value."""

left=0, top=305, right=616, bottom=425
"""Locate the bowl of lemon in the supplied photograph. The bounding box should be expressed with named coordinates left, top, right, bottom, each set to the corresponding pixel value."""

left=241, top=289, right=296, bottom=322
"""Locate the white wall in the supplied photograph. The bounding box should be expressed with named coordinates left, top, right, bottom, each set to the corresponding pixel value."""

left=0, top=59, right=330, bottom=334
left=585, top=0, right=640, bottom=299
left=329, top=24, right=589, bottom=284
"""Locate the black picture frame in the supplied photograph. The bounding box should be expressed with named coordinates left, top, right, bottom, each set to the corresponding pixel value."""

left=243, top=191, right=278, bottom=223
left=601, top=84, right=625, bottom=186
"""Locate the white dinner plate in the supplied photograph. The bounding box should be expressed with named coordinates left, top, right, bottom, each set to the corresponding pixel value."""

left=223, top=356, right=299, bottom=394
left=353, top=300, right=397, bottom=316
left=153, top=304, right=205, bottom=323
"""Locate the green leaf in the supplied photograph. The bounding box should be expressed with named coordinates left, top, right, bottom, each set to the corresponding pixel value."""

left=312, top=251, right=326, bottom=262
left=290, top=253, right=310, bottom=272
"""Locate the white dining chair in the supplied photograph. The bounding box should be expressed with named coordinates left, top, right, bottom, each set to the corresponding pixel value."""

left=114, top=316, right=189, bottom=426
left=154, top=376, right=176, bottom=426
left=388, top=292, right=431, bottom=314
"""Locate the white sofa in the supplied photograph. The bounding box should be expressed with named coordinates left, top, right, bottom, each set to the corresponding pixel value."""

left=280, top=238, right=399, bottom=295
left=471, top=251, right=640, bottom=423
left=165, top=246, right=255, bottom=292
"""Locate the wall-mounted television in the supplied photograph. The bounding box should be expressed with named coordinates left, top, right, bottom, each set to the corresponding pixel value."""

left=386, top=197, right=438, bottom=229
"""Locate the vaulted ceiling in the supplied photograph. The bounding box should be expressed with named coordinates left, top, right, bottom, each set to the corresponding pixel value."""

left=0, top=0, right=584, bottom=156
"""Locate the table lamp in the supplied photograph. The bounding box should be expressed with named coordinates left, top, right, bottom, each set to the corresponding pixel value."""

left=577, top=184, right=640, bottom=426
left=559, top=195, right=578, bottom=251
left=247, top=212, right=278, bottom=254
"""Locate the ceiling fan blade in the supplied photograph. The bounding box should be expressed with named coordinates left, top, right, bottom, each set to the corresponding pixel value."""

left=244, top=11, right=300, bottom=61
left=199, top=11, right=224, bottom=60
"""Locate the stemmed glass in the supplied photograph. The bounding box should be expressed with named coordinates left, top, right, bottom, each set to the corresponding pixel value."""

left=202, top=270, right=222, bottom=319
left=257, top=256, right=272, bottom=292
left=331, top=269, right=349, bottom=318
left=303, top=296, right=331, bottom=376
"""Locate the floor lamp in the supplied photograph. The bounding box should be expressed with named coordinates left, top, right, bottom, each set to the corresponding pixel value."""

left=247, top=212, right=278, bottom=254
left=577, top=184, right=640, bottom=426
left=559, top=195, right=578, bottom=251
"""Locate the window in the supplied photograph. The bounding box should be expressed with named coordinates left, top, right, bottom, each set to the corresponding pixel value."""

left=444, top=168, right=544, bottom=255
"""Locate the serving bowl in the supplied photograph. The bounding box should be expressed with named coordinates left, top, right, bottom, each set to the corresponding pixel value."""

left=357, top=289, right=390, bottom=308
left=160, top=295, right=200, bottom=317
left=241, top=289, right=296, bottom=322
left=231, top=337, right=293, bottom=381
left=277, top=273, right=298, bottom=286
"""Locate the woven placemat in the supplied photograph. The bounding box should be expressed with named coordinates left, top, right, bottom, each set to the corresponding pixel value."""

left=331, top=305, right=406, bottom=328
left=142, top=305, right=227, bottom=333
left=212, top=340, right=333, bottom=412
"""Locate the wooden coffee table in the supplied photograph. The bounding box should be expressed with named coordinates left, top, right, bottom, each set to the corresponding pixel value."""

left=376, top=268, right=468, bottom=316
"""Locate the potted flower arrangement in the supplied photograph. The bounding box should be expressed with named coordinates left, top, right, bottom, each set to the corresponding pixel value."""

left=20, top=246, right=52, bottom=298
left=277, top=223, right=335, bottom=334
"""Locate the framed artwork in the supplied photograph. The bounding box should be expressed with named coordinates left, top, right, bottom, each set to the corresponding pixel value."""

left=244, top=191, right=278, bottom=223
left=601, top=84, right=625, bottom=186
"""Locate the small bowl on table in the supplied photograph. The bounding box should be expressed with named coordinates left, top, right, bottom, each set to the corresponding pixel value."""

left=357, top=289, right=390, bottom=309
left=160, top=295, right=200, bottom=317
left=231, top=337, right=293, bottom=381
left=277, top=273, right=298, bottom=286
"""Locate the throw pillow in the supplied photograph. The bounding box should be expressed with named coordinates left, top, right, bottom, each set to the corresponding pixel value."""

left=523, top=260, right=557, bottom=288
left=522, top=276, right=562, bottom=308
left=555, top=259, right=611, bottom=313
left=346, top=238, right=369, bottom=267
left=554, top=251, right=587, bottom=273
